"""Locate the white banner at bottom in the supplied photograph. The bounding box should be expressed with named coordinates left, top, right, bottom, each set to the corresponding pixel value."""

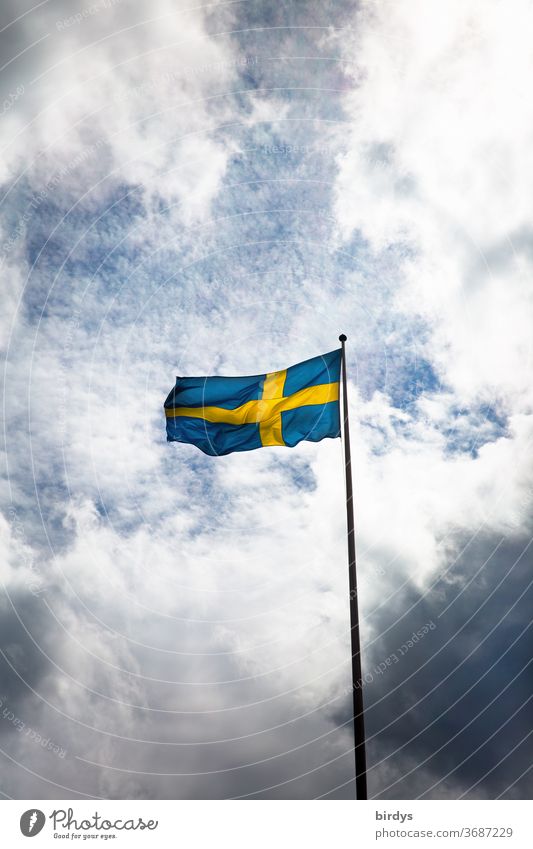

left=0, top=799, right=530, bottom=848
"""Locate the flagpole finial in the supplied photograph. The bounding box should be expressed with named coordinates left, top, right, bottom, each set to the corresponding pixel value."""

left=339, top=334, right=347, bottom=342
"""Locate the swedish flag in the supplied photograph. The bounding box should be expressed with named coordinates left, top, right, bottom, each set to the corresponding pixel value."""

left=164, top=349, right=341, bottom=456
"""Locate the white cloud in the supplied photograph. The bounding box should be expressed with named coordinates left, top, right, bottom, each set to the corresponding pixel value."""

left=327, top=0, right=533, bottom=615
left=0, top=0, right=239, bottom=219
left=334, top=0, right=533, bottom=408
left=351, top=389, right=533, bottom=595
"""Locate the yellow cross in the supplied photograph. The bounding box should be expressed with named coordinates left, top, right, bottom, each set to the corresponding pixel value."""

left=165, top=369, right=339, bottom=447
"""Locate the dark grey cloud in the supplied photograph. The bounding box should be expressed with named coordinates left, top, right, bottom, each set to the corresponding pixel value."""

left=331, top=533, right=533, bottom=799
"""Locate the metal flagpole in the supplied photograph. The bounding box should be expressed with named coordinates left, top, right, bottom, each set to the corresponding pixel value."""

left=339, top=333, right=368, bottom=800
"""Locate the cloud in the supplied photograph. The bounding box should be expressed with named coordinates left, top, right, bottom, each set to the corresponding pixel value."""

left=360, top=533, right=533, bottom=800
left=0, top=0, right=239, bottom=219
left=334, top=0, right=533, bottom=408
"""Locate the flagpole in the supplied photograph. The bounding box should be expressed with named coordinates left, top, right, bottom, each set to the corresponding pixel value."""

left=339, top=333, right=368, bottom=800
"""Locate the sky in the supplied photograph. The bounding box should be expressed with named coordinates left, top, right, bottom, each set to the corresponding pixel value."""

left=0, top=0, right=532, bottom=800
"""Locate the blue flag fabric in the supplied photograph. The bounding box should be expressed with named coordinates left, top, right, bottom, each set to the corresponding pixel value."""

left=164, top=349, right=341, bottom=456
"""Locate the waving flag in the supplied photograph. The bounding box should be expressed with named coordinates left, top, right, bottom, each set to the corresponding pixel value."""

left=164, top=349, right=341, bottom=456
left=164, top=336, right=367, bottom=798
